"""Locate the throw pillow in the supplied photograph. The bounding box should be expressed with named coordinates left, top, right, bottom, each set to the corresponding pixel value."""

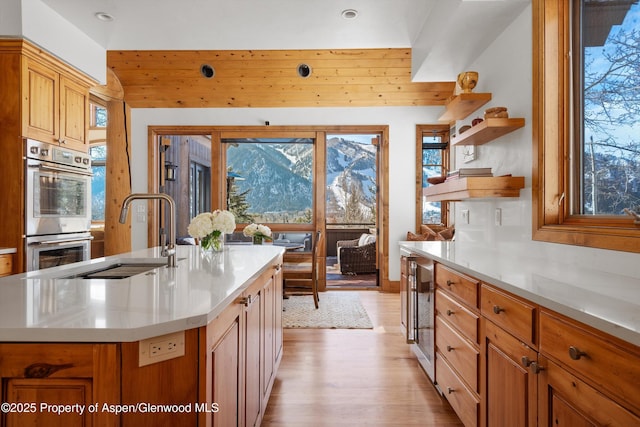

left=438, top=226, right=455, bottom=240
left=406, top=231, right=434, bottom=241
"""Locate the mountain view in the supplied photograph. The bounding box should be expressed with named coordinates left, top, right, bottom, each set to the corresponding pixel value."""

left=226, top=136, right=377, bottom=224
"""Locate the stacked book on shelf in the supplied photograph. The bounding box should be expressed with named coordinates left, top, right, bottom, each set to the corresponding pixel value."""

left=446, top=167, right=493, bottom=181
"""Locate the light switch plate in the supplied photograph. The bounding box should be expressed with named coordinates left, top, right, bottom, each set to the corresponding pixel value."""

left=462, top=145, right=476, bottom=163
left=461, top=209, right=469, bottom=224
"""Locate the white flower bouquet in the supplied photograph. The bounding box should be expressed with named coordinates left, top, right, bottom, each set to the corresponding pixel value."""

left=243, top=223, right=272, bottom=244
left=188, top=210, right=236, bottom=251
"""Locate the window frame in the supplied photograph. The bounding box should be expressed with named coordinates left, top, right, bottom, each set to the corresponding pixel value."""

left=416, top=124, right=450, bottom=230
left=532, top=0, right=640, bottom=253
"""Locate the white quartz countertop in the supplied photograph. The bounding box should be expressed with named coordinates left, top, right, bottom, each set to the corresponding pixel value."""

left=0, top=245, right=283, bottom=342
left=399, top=241, right=640, bottom=347
left=0, top=247, right=16, bottom=255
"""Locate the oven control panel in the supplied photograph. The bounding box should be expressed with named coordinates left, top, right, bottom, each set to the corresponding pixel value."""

left=25, top=139, right=91, bottom=170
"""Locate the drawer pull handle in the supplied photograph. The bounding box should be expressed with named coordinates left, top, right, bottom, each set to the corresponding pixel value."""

left=446, top=345, right=454, bottom=352
left=493, top=305, right=505, bottom=314
left=446, top=309, right=454, bottom=316
left=530, top=362, right=544, bottom=374
left=239, top=295, right=252, bottom=307
left=447, top=387, right=455, bottom=394
left=446, top=280, right=454, bottom=286
left=568, top=346, right=587, bottom=360
left=521, top=356, right=533, bottom=367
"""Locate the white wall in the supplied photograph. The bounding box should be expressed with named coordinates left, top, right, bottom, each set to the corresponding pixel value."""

left=0, top=0, right=107, bottom=83
left=452, top=4, right=640, bottom=277
left=130, top=106, right=443, bottom=280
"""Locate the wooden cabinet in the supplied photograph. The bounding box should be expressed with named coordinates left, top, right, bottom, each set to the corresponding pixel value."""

left=0, top=39, right=96, bottom=273
left=201, top=257, right=283, bottom=427
left=423, top=262, right=640, bottom=427
left=205, top=303, right=243, bottom=427
left=435, top=263, right=480, bottom=427
left=537, top=310, right=640, bottom=426
left=482, top=308, right=538, bottom=427
left=22, top=56, right=91, bottom=152
left=0, top=343, right=120, bottom=427
left=0, top=254, right=12, bottom=277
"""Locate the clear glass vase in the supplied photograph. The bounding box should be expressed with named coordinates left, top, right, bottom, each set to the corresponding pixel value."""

left=201, top=232, right=224, bottom=252
left=252, top=235, right=263, bottom=245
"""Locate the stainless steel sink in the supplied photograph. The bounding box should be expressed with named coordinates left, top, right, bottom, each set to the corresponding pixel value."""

left=62, top=262, right=167, bottom=279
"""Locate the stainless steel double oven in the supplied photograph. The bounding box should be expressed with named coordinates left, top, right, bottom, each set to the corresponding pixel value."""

left=25, top=139, right=92, bottom=271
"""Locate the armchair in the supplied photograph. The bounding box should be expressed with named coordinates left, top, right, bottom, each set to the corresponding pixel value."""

left=336, top=233, right=377, bottom=275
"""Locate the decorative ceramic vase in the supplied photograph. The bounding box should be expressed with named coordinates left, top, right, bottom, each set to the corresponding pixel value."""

left=457, top=71, right=479, bottom=93
left=252, top=235, right=263, bottom=245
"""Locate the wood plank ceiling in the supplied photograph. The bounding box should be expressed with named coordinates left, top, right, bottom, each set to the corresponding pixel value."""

left=107, top=48, right=455, bottom=108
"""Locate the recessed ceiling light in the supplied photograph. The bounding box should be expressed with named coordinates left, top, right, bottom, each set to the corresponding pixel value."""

left=341, top=9, right=358, bottom=20
left=94, top=12, right=114, bottom=22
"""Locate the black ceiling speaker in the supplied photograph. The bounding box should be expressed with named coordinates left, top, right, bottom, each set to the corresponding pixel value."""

left=200, top=64, right=215, bottom=78
left=297, top=63, right=312, bottom=78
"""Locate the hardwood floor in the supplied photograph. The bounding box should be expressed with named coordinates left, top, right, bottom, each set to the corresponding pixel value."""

left=262, top=291, right=463, bottom=426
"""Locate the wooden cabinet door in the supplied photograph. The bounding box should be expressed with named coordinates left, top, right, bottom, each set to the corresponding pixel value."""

left=245, top=290, right=262, bottom=427
left=0, top=343, right=119, bottom=427
left=59, top=75, right=89, bottom=151
left=538, top=356, right=640, bottom=427
left=484, top=320, right=537, bottom=427
left=262, top=276, right=275, bottom=401
left=211, top=317, right=241, bottom=427
left=22, top=58, right=59, bottom=143
left=274, top=262, right=283, bottom=363
left=4, top=378, right=93, bottom=427
left=0, top=254, right=12, bottom=276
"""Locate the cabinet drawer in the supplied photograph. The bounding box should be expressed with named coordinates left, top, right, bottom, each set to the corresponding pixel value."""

left=540, top=310, right=640, bottom=412
left=540, top=356, right=640, bottom=427
left=436, top=289, right=479, bottom=343
left=436, top=316, right=479, bottom=391
left=481, top=284, right=536, bottom=345
left=435, top=263, right=479, bottom=309
left=0, top=255, right=11, bottom=277
left=436, top=355, right=479, bottom=427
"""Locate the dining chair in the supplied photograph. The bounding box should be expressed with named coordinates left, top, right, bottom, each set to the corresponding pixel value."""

left=282, top=230, right=322, bottom=308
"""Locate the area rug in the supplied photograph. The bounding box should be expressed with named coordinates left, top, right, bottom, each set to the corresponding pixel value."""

left=283, top=292, right=374, bottom=329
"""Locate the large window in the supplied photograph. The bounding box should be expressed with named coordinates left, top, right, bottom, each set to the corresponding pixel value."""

left=417, top=125, right=449, bottom=228
left=574, top=0, right=640, bottom=215
left=89, top=101, right=107, bottom=222
left=533, top=0, right=640, bottom=252
left=325, top=134, right=377, bottom=226
left=223, top=138, right=314, bottom=224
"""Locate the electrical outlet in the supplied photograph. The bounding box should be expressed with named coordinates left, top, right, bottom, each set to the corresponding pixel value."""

left=139, top=331, right=185, bottom=367
left=495, top=208, right=502, bottom=226
left=461, top=209, right=469, bottom=224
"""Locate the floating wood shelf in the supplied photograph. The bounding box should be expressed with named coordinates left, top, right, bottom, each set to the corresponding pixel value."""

left=451, top=117, right=525, bottom=146
left=438, top=93, right=492, bottom=122
left=423, top=176, right=525, bottom=201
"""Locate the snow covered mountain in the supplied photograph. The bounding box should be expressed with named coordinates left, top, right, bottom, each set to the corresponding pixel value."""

left=226, top=136, right=376, bottom=223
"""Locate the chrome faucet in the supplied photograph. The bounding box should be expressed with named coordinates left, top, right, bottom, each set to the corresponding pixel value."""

left=119, top=193, right=177, bottom=268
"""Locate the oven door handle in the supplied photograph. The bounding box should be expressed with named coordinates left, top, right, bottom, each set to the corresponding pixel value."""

left=28, top=236, right=94, bottom=246
left=28, top=163, right=93, bottom=177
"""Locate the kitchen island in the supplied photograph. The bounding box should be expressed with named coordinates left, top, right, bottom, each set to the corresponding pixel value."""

left=0, top=244, right=284, bottom=426
left=400, top=241, right=640, bottom=427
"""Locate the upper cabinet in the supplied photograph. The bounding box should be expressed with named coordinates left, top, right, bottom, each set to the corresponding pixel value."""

left=22, top=54, right=92, bottom=152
